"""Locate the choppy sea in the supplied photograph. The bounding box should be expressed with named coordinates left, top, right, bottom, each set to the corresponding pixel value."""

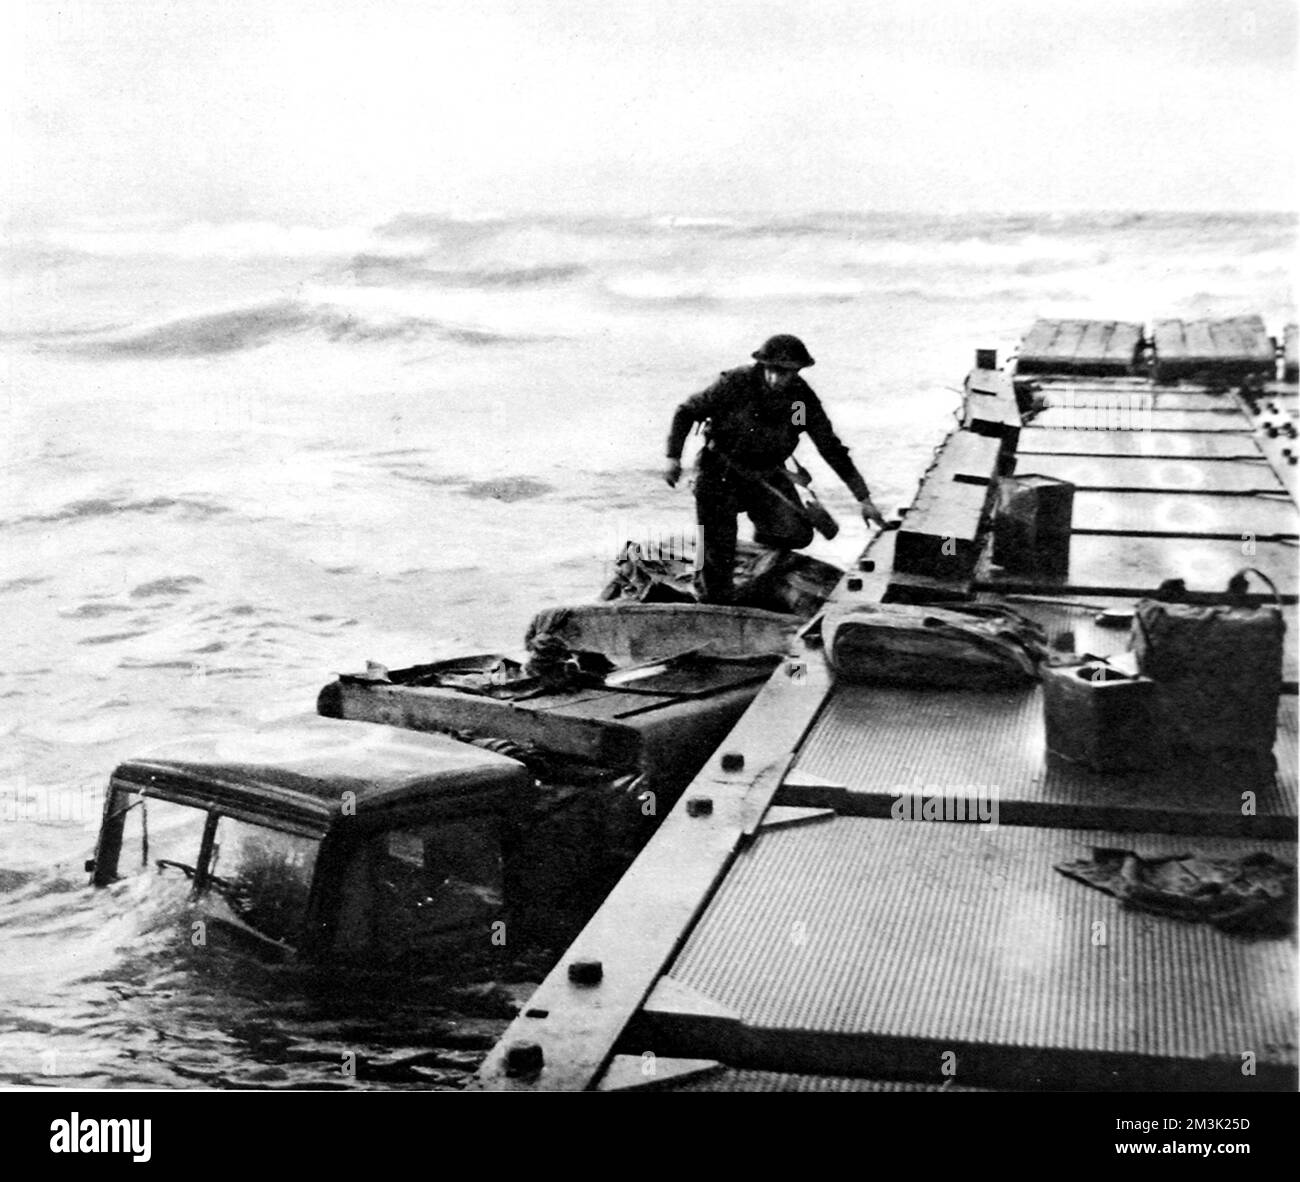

left=1, top=209, right=1294, bottom=1088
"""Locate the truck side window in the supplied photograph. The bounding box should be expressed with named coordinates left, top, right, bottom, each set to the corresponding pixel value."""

left=333, top=816, right=504, bottom=959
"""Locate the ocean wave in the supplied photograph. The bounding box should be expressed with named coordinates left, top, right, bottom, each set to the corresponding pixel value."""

left=603, top=271, right=864, bottom=303
left=6, top=496, right=228, bottom=528
left=650, top=215, right=746, bottom=231
left=50, top=299, right=313, bottom=357
left=11, top=210, right=1293, bottom=353
left=15, top=221, right=422, bottom=262
left=347, top=255, right=589, bottom=289
left=43, top=294, right=548, bottom=359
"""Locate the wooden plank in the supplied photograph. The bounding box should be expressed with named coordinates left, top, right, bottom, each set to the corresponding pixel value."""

left=1019, top=321, right=1143, bottom=375
left=1185, top=320, right=1216, bottom=361
left=530, top=690, right=679, bottom=720
left=326, top=680, right=643, bottom=767
left=1073, top=320, right=1103, bottom=363
left=967, top=366, right=1015, bottom=399
left=1102, top=321, right=1142, bottom=366
left=895, top=490, right=988, bottom=547
left=1224, top=317, right=1251, bottom=357
left=1156, top=317, right=1275, bottom=380
left=894, top=431, right=1001, bottom=577
left=964, top=367, right=1021, bottom=436
left=941, top=429, right=1004, bottom=477
left=1153, top=319, right=1186, bottom=361
left=473, top=644, right=834, bottom=1091
left=1229, top=314, right=1273, bottom=361
left=1050, top=319, right=1086, bottom=361
left=1019, top=319, right=1060, bottom=359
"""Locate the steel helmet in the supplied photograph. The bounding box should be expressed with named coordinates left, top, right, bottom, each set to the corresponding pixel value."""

left=752, top=333, right=814, bottom=370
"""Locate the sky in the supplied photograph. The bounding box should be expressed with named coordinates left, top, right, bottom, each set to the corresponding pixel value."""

left=2, top=0, right=1297, bottom=225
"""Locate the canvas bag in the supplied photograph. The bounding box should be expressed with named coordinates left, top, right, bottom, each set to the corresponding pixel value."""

left=824, top=601, right=1048, bottom=688
left=1130, top=569, right=1284, bottom=757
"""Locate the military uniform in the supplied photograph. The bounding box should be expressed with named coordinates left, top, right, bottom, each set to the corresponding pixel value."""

left=666, top=362, right=871, bottom=604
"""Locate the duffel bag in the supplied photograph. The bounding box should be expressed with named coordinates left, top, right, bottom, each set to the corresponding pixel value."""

left=824, top=601, right=1048, bottom=688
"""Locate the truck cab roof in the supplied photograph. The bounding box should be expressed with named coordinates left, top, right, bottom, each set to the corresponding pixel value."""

left=108, top=714, right=532, bottom=838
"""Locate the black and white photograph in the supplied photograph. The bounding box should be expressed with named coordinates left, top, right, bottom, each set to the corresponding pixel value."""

left=2, top=0, right=1296, bottom=1155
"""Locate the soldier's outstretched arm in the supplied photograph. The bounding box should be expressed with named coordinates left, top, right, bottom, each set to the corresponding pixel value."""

left=803, top=395, right=885, bottom=528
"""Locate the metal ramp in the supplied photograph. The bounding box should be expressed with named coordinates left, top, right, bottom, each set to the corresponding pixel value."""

left=476, top=317, right=1298, bottom=1093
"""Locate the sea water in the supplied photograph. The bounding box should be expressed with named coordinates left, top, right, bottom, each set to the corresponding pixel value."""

left=0, top=209, right=1293, bottom=1087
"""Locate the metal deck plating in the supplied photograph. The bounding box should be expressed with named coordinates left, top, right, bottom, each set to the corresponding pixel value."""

left=477, top=316, right=1299, bottom=1093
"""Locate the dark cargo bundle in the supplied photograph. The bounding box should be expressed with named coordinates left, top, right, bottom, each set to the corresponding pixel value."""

left=599, top=540, right=841, bottom=618
left=823, top=601, right=1048, bottom=688
left=1130, top=570, right=1285, bottom=761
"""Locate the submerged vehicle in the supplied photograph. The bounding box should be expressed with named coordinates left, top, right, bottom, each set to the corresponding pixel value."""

left=88, top=597, right=822, bottom=963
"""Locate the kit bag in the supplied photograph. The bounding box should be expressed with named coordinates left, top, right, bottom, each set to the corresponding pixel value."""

left=1130, top=569, right=1284, bottom=758
left=824, top=601, right=1047, bottom=688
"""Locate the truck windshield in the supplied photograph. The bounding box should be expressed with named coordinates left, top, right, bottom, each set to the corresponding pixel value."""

left=112, top=791, right=209, bottom=880
left=104, top=789, right=318, bottom=945
left=333, top=816, right=505, bottom=959
left=208, top=817, right=319, bottom=944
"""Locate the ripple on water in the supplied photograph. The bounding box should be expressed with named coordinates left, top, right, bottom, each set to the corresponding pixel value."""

left=0, top=576, right=50, bottom=593
left=77, top=630, right=149, bottom=646
left=60, top=602, right=133, bottom=619
left=462, top=477, right=553, bottom=502
left=130, top=576, right=204, bottom=599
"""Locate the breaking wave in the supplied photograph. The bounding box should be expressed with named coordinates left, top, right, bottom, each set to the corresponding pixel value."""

left=6, top=209, right=1292, bottom=353
left=42, top=295, right=546, bottom=359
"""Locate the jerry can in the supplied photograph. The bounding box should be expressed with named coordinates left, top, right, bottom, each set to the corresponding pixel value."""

left=1042, top=661, right=1157, bottom=773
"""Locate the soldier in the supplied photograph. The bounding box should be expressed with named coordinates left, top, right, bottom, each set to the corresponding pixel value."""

left=664, top=334, right=885, bottom=604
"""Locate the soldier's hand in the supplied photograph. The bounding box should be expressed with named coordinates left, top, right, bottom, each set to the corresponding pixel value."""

left=664, top=459, right=682, bottom=488
left=859, top=498, right=887, bottom=529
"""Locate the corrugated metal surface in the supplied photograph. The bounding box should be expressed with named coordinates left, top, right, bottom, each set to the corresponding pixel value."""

left=1030, top=408, right=1255, bottom=432
left=1011, top=455, right=1282, bottom=493
left=663, top=1068, right=981, bottom=1092
left=476, top=335, right=1298, bottom=1094
left=979, top=535, right=1299, bottom=598
left=1018, top=427, right=1263, bottom=460
left=1070, top=491, right=1298, bottom=538
left=790, top=683, right=1296, bottom=836
left=667, top=818, right=1296, bottom=1085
